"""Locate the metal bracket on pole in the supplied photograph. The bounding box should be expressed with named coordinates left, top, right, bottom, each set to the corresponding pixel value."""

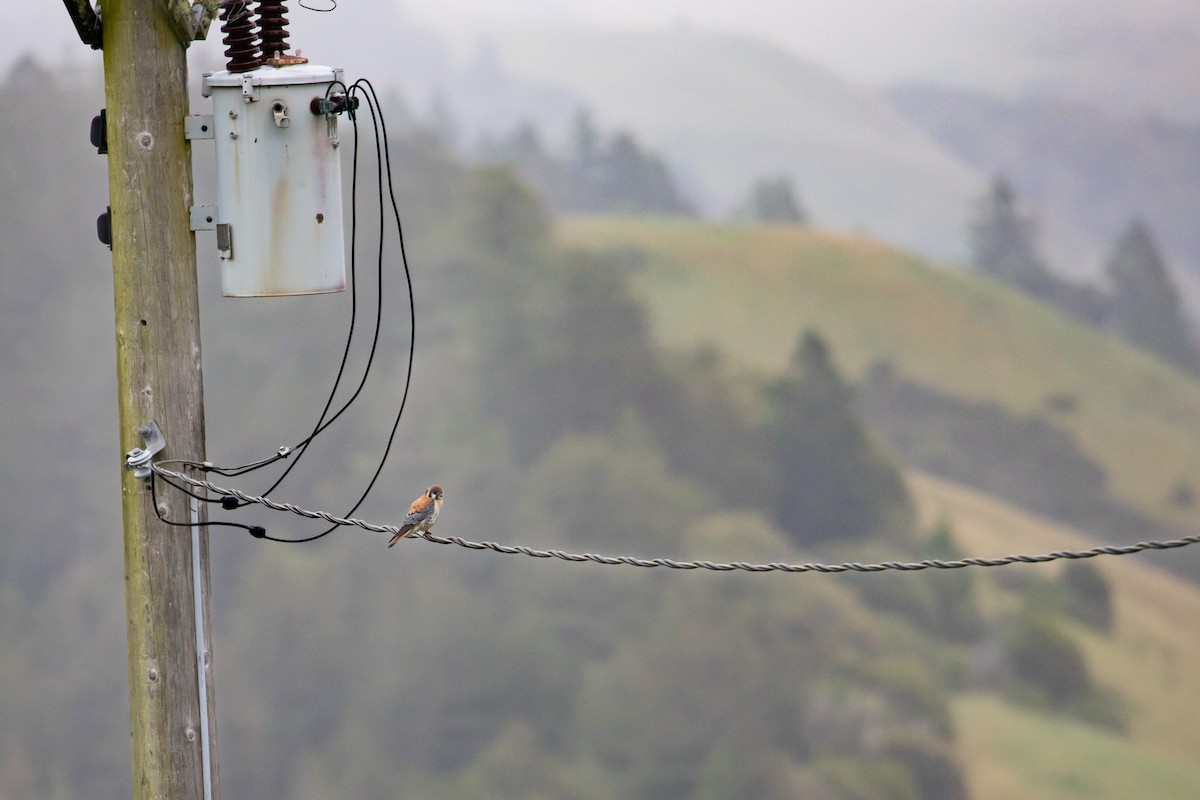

left=125, top=421, right=166, bottom=479
left=190, top=205, right=217, bottom=232
left=184, top=114, right=215, bottom=140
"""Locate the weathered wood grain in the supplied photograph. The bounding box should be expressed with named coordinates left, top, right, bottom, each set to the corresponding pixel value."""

left=102, top=1, right=219, bottom=797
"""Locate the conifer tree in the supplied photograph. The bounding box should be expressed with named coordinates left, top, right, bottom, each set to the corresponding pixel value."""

left=766, top=331, right=911, bottom=544
left=747, top=176, right=808, bottom=223
left=570, top=108, right=600, bottom=167
left=968, top=176, right=1053, bottom=293
left=1105, top=219, right=1199, bottom=374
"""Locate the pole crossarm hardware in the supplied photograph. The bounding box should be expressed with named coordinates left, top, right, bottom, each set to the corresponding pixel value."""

left=62, top=0, right=102, bottom=48
left=126, top=422, right=168, bottom=478
left=61, top=0, right=216, bottom=48
left=150, top=463, right=1200, bottom=574
left=167, top=0, right=219, bottom=46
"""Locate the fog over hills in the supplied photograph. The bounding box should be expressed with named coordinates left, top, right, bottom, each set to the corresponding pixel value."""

left=889, top=85, right=1200, bottom=289
left=15, top=1, right=1200, bottom=122
left=457, top=25, right=985, bottom=262
left=398, top=0, right=1200, bottom=123
left=10, top=5, right=1200, bottom=305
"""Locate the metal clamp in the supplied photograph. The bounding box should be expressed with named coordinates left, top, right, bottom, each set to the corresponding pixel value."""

left=125, top=421, right=166, bottom=479
left=241, top=72, right=259, bottom=103
left=309, top=94, right=355, bottom=148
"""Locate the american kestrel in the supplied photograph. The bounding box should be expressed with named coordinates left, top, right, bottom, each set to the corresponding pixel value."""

left=387, top=484, right=443, bottom=547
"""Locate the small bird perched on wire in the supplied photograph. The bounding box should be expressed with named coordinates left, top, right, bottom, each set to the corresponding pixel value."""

left=387, top=484, right=443, bottom=547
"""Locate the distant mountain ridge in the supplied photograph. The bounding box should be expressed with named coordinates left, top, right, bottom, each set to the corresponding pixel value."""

left=423, top=22, right=1200, bottom=315
left=887, top=84, right=1200, bottom=299
left=295, top=13, right=1200, bottom=311
left=436, top=24, right=987, bottom=262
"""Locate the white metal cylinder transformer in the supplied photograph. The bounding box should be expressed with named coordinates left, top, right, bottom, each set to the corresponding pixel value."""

left=202, top=64, right=347, bottom=297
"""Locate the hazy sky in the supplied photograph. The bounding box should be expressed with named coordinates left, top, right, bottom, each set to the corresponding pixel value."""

left=398, top=0, right=1200, bottom=117
left=8, top=0, right=1199, bottom=119
left=403, top=0, right=996, bottom=83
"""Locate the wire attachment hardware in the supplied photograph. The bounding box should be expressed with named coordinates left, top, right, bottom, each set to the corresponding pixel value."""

left=125, top=421, right=166, bottom=479
left=310, top=94, right=359, bottom=118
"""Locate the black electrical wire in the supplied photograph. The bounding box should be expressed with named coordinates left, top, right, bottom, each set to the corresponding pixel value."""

left=151, top=469, right=265, bottom=538
left=200, top=78, right=383, bottom=483
left=247, top=80, right=397, bottom=528
left=261, top=78, right=417, bottom=543
left=158, top=78, right=418, bottom=543
left=216, top=78, right=391, bottom=499
left=191, top=79, right=397, bottom=480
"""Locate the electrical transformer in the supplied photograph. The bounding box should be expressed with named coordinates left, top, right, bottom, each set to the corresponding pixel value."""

left=200, top=63, right=347, bottom=297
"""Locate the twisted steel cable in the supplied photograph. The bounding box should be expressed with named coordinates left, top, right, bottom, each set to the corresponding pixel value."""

left=151, top=463, right=1200, bottom=573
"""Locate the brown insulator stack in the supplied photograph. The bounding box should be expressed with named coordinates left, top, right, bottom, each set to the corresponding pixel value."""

left=219, top=0, right=260, bottom=72
left=258, top=0, right=291, bottom=62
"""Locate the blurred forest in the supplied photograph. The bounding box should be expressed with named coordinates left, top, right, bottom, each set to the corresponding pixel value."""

left=965, top=177, right=1200, bottom=375
left=0, top=58, right=1159, bottom=800
left=889, top=85, right=1200, bottom=284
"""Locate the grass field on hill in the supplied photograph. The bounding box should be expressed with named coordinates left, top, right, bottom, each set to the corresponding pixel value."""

left=556, top=214, right=1200, bottom=797
left=910, top=472, right=1200, bottom=800
left=554, top=212, right=1200, bottom=798
left=558, top=216, right=1200, bottom=534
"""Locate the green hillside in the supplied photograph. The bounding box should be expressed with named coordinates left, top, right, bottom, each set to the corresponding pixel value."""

left=558, top=215, right=1200, bottom=534
left=911, top=473, right=1200, bottom=800
left=558, top=211, right=1200, bottom=794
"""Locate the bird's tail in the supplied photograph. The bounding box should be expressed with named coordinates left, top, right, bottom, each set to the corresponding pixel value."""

left=387, top=525, right=414, bottom=548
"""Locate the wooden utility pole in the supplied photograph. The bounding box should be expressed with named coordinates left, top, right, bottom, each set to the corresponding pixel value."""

left=100, top=1, right=219, bottom=798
